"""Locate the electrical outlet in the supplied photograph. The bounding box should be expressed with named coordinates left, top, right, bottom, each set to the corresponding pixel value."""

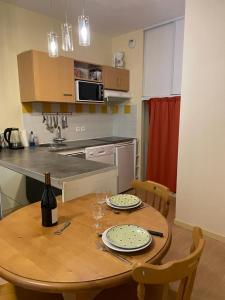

left=75, top=126, right=81, bottom=132
left=81, top=126, right=86, bottom=132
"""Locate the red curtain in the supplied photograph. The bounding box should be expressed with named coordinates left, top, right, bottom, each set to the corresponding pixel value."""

left=146, top=97, right=181, bottom=193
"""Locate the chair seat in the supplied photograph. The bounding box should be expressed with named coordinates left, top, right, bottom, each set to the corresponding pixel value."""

left=0, top=283, right=63, bottom=300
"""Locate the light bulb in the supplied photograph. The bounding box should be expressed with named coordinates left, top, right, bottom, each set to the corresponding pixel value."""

left=61, top=23, right=74, bottom=52
left=78, top=15, right=90, bottom=47
left=47, top=32, right=59, bottom=57
left=81, top=25, right=88, bottom=43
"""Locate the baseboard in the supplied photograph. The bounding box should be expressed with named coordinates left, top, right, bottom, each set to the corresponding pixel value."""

left=174, top=219, right=225, bottom=244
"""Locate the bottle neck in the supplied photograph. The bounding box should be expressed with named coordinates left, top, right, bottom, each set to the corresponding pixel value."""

left=45, top=173, right=51, bottom=185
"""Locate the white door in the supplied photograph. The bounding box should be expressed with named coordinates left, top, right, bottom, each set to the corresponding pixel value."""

left=116, top=144, right=135, bottom=193
left=172, top=18, right=185, bottom=94
left=143, top=22, right=175, bottom=97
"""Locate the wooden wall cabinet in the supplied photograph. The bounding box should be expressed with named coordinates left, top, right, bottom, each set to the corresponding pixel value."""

left=17, top=50, right=75, bottom=102
left=102, top=66, right=129, bottom=92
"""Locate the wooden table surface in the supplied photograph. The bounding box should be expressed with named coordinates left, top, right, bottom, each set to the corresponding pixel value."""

left=0, top=194, right=171, bottom=293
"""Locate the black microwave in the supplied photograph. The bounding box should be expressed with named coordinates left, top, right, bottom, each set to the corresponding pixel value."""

left=75, top=80, right=104, bottom=103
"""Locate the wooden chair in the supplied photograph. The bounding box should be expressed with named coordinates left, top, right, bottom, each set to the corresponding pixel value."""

left=132, top=227, right=205, bottom=300
left=132, top=180, right=170, bottom=218
left=0, top=282, right=63, bottom=300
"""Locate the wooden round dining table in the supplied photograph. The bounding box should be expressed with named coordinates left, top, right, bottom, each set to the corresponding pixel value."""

left=0, top=194, right=171, bottom=299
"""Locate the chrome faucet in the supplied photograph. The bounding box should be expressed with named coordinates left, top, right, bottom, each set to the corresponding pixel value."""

left=53, top=126, right=65, bottom=143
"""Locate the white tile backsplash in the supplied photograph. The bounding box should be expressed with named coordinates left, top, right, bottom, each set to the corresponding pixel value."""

left=22, top=105, right=137, bottom=143
left=113, top=105, right=137, bottom=138
left=23, top=113, right=113, bottom=143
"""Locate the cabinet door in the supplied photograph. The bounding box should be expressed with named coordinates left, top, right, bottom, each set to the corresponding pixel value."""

left=18, top=50, right=75, bottom=102
left=117, top=69, right=129, bottom=91
left=58, top=56, right=75, bottom=101
left=116, top=144, right=135, bottom=193
left=172, top=19, right=184, bottom=95
left=143, top=22, right=175, bottom=97
left=103, top=66, right=129, bottom=91
left=102, top=66, right=118, bottom=90
left=33, top=50, right=61, bottom=101
left=33, top=51, right=75, bottom=102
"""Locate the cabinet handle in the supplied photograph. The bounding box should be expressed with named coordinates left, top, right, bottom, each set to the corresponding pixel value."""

left=63, top=93, right=72, bottom=96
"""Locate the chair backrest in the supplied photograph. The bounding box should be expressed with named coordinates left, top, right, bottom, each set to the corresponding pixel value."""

left=132, top=180, right=170, bottom=217
left=132, top=227, right=205, bottom=300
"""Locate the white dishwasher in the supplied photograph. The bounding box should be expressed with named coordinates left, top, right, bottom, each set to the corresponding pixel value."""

left=85, top=142, right=135, bottom=193
left=85, top=144, right=115, bottom=165
left=115, top=142, right=135, bottom=193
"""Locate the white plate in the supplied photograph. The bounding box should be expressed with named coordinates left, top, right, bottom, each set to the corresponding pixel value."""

left=102, top=227, right=152, bottom=253
left=106, top=198, right=142, bottom=210
left=109, top=194, right=141, bottom=207
left=106, top=224, right=150, bottom=249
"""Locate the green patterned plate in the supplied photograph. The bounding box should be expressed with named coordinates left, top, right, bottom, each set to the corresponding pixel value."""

left=106, top=224, right=150, bottom=249
left=109, top=194, right=141, bottom=208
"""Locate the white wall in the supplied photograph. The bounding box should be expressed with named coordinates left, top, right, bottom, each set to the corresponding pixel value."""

left=0, top=1, right=112, bottom=132
left=0, top=1, right=112, bottom=211
left=176, top=0, right=225, bottom=237
left=112, top=31, right=144, bottom=177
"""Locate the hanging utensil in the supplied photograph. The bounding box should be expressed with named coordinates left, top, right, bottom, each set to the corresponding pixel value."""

left=46, top=115, right=49, bottom=130
left=61, top=115, right=64, bottom=129
left=54, top=116, right=57, bottom=129
left=50, top=116, right=54, bottom=133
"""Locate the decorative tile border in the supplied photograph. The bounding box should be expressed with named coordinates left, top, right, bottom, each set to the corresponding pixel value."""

left=42, top=103, right=51, bottom=113
left=22, top=103, right=32, bottom=113
left=75, top=104, right=83, bottom=113
left=111, top=104, right=119, bottom=114
left=60, top=103, right=68, bottom=113
left=21, top=103, right=132, bottom=115
left=124, top=104, right=131, bottom=114
left=88, top=104, right=96, bottom=113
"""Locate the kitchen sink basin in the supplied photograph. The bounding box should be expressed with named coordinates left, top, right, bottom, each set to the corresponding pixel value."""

left=39, top=143, right=67, bottom=148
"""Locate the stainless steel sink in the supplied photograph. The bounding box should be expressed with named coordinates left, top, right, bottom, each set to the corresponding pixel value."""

left=39, top=143, right=67, bottom=148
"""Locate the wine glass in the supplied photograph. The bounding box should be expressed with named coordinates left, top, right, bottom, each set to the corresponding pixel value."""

left=93, top=188, right=112, bottom=229
left=92, top=201, right=104, bottom=229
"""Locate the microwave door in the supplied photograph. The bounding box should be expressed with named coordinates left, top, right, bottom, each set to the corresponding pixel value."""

left=76, top=81, right=104, bottom=103
left=98, top=84, right=104, bottom=101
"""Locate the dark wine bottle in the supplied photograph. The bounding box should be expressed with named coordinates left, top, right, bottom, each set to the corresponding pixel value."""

left=41, top=172, right=58, bottom=227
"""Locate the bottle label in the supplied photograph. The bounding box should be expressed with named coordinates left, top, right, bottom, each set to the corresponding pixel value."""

left=51, top=207, right=58, bottom=224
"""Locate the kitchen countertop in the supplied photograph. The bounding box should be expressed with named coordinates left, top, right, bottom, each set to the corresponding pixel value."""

left=0, top=137, right=134, bottom=189
left=45, top=137, right=134, bottom=152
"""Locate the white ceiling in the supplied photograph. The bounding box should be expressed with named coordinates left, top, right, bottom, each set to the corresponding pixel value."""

left=3, top=0, right=185, bottom=36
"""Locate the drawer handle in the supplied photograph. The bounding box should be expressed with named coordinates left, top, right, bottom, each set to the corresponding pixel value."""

left=63, top=93, right=73, bottom=96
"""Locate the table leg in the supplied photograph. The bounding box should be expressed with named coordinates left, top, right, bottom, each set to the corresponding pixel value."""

left=63, top=289, right=101, bottom=300
left=63, top=293, right=76, bottom=300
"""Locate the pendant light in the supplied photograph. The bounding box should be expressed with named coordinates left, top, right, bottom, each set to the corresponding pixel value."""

left=47, top=0, right=59, bottom=57
left=48, top=31, right=59, bottom=57
left=61, top=23, right=74, bottom=51
left=78, top=1, right=90, bottom=47
left=61, top=0, right=74, bottom=52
